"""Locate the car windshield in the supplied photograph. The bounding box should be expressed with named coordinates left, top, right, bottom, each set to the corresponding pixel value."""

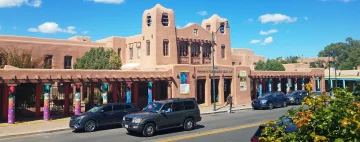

left=259, top=93, right=272, bottom=98
left=311, top=92, right=321, bottom=96
left=87, top=106, right=102, bottom=113
left=143, top=102, right=163, bottom=113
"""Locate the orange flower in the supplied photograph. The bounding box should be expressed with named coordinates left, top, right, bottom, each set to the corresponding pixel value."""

left=341, top=118, right=350, bottom=127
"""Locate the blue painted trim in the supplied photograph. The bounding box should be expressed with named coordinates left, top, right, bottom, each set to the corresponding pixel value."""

left=325, top=78, right=360, bottom=81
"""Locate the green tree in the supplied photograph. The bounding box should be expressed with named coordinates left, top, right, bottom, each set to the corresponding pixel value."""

left=309, top=59, right=325, bottom=68
left=74, top=47, right=122, bottom=70
left=255, top=60, right=266, bottom=70
left=0, top=47, right=47, bottom=69
left=254, top=60, right=286, bottom=71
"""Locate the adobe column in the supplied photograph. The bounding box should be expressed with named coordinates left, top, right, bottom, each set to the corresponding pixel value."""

left=258, top=79, right=262, bottom=97
left=133, top=82, right=139, bottom=105
left=188, top=41, right=192, bottom=64
left=294, top=78, right=298, bottom=90
left=252, top=78, right=257, bottom=100
left=167, top=82, right=172, bottom=99
left=126, top=82, right=132, bottom=103
left=35, top=83, right=41, bottom=119
left=74, top=84, right=82, bottom=115
left=268, top=79, right=272, bottom=92
left=148, top=82, right=153, bottom=104
left=101, top=83, right=109, bottom=104
left=311, top=77, right=316, bottom=92
left=8, top=85, right=16, bottom=124
left=43, top=84, right=51, bottom=121
left=218, top=76, right=224, bottom=105
left=286, top=78, right=291, bottom=93
left=112, top=83, right=118, bottom=103
left=277, top=78, right=281, bottom=92
left=63, top=82, right=70, bottom=116
left=2, top=85, right=9, bottom=121
left=317, top=77, right=320, bottom=91
left=204, top=76, right=211, bottom=106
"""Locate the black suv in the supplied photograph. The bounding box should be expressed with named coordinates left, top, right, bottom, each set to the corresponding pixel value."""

left=122, top=98, right=201, bottom=137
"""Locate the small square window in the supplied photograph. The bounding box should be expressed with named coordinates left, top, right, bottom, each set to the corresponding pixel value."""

left=194, top=29, right=198, bottom=36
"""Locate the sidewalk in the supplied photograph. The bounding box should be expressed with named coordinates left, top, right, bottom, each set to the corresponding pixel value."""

left=0, top=104, right=251, bottom=139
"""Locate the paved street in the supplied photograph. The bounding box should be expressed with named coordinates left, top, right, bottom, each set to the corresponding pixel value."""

left=0, top=106, right=302, bottom=142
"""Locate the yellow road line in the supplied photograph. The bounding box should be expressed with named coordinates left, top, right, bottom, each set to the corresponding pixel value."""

left=0, top=118, right=69, bottom=127
left=157, top=122, right=262, bottom=142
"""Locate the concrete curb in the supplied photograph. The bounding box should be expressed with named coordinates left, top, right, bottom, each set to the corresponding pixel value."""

left=0, top=107, right=252, bottom=139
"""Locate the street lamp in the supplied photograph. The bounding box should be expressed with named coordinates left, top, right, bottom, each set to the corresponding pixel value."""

left=212, top=21, right=230, bottom=111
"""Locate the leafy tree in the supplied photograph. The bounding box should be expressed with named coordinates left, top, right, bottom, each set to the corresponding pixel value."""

left=0, top=47, right=48, bottom=69
left=74, top=47, right=122, bottom=70
left=255, top=60, right=286, bottom=71
left=310, top=59, right=325, bottom=68
left=259, top=87, right=360, bottom=142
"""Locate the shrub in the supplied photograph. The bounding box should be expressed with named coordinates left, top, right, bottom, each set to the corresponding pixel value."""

left=259, top=87, right=360, bottom=142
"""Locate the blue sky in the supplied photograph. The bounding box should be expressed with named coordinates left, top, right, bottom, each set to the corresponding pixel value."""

left=0, top=0, right=359, bottom=59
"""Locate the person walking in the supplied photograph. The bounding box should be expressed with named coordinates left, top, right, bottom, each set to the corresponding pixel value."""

left=226, top=95, right=233, bottom=113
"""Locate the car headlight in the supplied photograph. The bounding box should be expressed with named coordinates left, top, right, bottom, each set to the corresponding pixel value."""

left=123, top=117, right=126, bottom=121
left=260, top=100, right=267, bottom=104
left=289, top=97, right=294, bottom=100
left=132, top=118, right=143, bottom=123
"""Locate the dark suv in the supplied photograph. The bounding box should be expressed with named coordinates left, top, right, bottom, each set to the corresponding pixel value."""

left=122, top=98, right=201, bottom=137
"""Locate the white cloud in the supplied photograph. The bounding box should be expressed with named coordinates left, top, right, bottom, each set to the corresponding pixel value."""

left=28, top=22, right=77, bottom=34
left=259, top=14, right=297, bottom=24
left=82, top=31, right=88, bottom=34
left=197, top=11, right=207, bottom=16
left=88, top=0, right=125, bottom=4
left=0, top=0, right=41, bottom=8
left=260, top=29, right=278, bottom=35
left=248, top=18, right=254, bottom=22
left=250, top=40, right=261, bottom=44
left=262, top=37, right=273, bottom=45
left=13, top=26, right=17, bottom=30
left=304, top=17, right=309, bottom=20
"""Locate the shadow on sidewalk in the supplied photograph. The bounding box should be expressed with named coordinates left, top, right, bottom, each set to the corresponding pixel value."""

left=125, top=125, right=206, bottom=137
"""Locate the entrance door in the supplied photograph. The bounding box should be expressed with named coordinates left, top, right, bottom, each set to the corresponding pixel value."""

left=196, top=79, right=205, bottom=104
left=211, top=79, right=219, bottom=103
left=159, top=81, right=168, bottom=100
left=224, top=79, right=232, bottom=100
left=138, top=82, right=148, bottom=109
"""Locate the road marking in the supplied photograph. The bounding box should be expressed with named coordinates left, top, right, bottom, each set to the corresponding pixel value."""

left=156, top=122, right=262, bottom=142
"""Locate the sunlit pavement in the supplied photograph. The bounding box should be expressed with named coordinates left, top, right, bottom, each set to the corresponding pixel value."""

left=0, top=106, right=303, bottom=142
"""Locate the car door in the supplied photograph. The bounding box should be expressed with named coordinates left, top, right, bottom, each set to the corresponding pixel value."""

left=158, top=103, right=172, bottom=129
left=97, top=105, right=114, bottom=126
left=170, top=102, right=185, bottom=127
left=112, top=104, right=126, bottom=124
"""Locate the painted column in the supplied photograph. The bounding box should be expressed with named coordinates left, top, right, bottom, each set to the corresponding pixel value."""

left=286, top=79, right=290, bottom=93
left=8, top=86, right=16, bottom=124
left=148, top=82, right=153, bottom=104
left=64, top=83, right=70, bottom=116
left=152, top=82, right=157, bottom=101
left=2, top=86, right=9, bottom=121
left=330, top=79, right=333, bottom=89
left=134, top=82, right=139, bottom=105
left=277, top=78, right=281, bottom=92
left=258, top=79, right=262, bottom=97
left=294, top=78, right=298, bottom=90
left=268, top=79, right=272, bottom=92
left=74, top=84, right=81, bottom=115
left=126, top=82, right=132, bottom=103
left=43, top=85, right=51, bottom=121
left=316, top=77, right=320, bottom=91
left=302, top=78, right=305, bottom=90
left=112, top=83, right=118, bottom=103
left=35, top=84, right=41, bottom=119
left=101, top=83, right=108, bottom=104
left=343, top=80, right=346, bottom=89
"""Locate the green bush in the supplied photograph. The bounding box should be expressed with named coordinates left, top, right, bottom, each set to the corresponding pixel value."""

left=260, top=87, right=360, bottom=142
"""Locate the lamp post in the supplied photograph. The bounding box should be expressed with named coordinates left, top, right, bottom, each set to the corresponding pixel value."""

left=212, top=21, right=230, bottom=111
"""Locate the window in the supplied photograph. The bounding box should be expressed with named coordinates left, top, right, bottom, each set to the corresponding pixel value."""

left=117, top=48, right=121, bottom=57
left=64, top=56, right=72, bottom=69
left=183, top=101, right=195, bottom=110
left=220, top=22, right=225, bottom=34
left=129, top=48, right=133, bottom=59
left=161, top=103, right=172, bottom=112
left=191, top=42, right=201, bottom=57
left=221, top=44, right=225, bottom=58
left=171, top=102, right=183, bottom=112
left=113, top=105, right=124, bottom=111
left=206, top=25, right=211, bottom=31
left=137, top=47, right=141, bottom=59
left=161, top=13, right=169, bottom=26
left=124, top=105, right=132, bottom=109
left=179, top=41, right=188, bottom=57
left=146, top=40, right=150, bottom=56
left=147, top=14, right=152, bottom=26
left=102, top=105, right=112, bottom=112
left=194, top=29, right=198, bottom=36
left=163, top=40, right=169, bottom=56
left=232, top=62, right=235, bottom=66
left=44, top=55, right=53, bottom=69
left=202, top=44, right=211, bottom=57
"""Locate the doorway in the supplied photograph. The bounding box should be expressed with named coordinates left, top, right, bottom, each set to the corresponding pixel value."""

left=196, top=79, right=205, bottom=104
left=158, top=81, right=168, bottom=100
left=138, top=82, right=148, bottom=109
left=224, top=79, right=232, bottom=100
left=210, top=79, right=219, bottom=103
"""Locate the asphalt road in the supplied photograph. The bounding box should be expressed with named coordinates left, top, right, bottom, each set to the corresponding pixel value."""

left=0, top=106, right=303, bottom=142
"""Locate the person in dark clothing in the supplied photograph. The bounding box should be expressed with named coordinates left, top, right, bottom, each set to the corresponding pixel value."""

left=226, top=95, right=233, bottom=113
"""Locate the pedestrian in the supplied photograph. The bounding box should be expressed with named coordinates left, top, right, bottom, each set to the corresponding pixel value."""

left=226, top=95, right=233, bottom=113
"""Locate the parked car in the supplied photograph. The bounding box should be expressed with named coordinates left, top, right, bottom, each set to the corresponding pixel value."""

left=251, top=118, right=298, bottom=142
left=286, top=90, right=307, bottom=105
left=310, top=91, right=331, bottom=99
left=252, top=91, right=287, bottom=110
left=122, top=98, right=201, bottom=137
left=69, top=103, right=140, bottom=132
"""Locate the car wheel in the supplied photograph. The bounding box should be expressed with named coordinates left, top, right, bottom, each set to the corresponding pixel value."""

left=183, top=118, right=194, bottom=131
left=282, top=101, right=287, bottom=107
left=84, top=120, right=97, bottom=132
left=142, top=123, right=155, bottom=137
left=295, top=99, right=299, bottom=105
left=268, top=102, right=273, bottom=110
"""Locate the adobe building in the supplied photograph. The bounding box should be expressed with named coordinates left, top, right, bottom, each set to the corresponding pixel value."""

left=0, top=4, right=324, bottom=124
